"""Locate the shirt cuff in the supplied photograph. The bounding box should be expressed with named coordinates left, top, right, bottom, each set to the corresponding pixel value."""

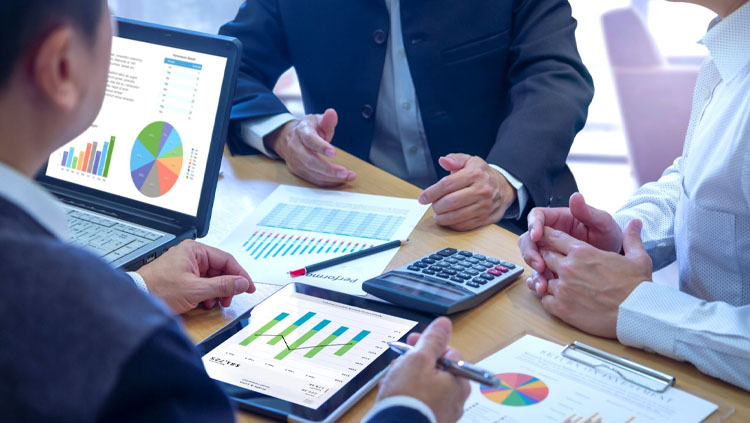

left=362, top=395, right=437, bottom=423
left=127, top=271, right=149, bottom=293
left=488, top=164, right=527, bottom=220
left=240, top=113, right=296, bottom=159
left=617, top=282, right=698, bottom=357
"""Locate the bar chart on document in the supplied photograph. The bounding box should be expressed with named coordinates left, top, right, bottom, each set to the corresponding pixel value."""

left=217, top=185, right=430, bottom=295
left=202, top=289, right=418, bottom=409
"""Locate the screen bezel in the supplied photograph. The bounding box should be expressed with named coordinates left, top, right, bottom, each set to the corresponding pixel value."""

left=35, top=18, right=241, bottom=237
left=196, top=283, right=433, bottom=421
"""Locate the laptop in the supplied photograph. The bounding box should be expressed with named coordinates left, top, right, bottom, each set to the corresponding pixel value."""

left=36, top=18, right=241, bottom=270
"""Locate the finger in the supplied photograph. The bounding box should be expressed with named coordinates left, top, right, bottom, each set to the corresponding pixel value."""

left=195, top=275, right=251, bottom=301
left=531, top=270, right=550, bottom=295
left=449, top=216, right=487, bottom=232
left=569, top=192, right=614, bottom=231
left=541, top=294, right=563, bottom=318
left=547, top=278, right=560, bottom=296
left=220, top=296, right=232, bottom=307
left=293, top=141, right=355, bottom=184
left=202, top=298, right=218, bottom=309
left=444, top=346, right=463, bottom=362
left=539, top=227, right=583, bottom=256
left=622, top=219, right=646, bottom=258
left=527, top=208, right=548, bottom=243
left=434, top=202, right=484, bottom=227
left=438, top=153, right=472, bottom=172
left=518, top=232, right=545, bottom=273
left=431, top=184, right=479, bottom=215
left=198, top=244, right=254, bottom=291
left=298, top=124, right=336, bottom=158
left=407, top=332, right=421, bottom=346
left=316, top=108, right=338, bottom=141
left=418, top=170, right=474, bottom=205
left=541, top=249, right=565, bottom=275
left=414, top=317, right=452, bottom=360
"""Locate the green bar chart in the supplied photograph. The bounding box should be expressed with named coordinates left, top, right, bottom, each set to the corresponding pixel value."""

left=304, top=326, right=349, bottom=358
left=335, top=330, right=371, bottom=356
left=239, top=312, right=290, bottom=346
left=275, top=319, right=331, bottom=360
left=268, top=311, right=316, bottom=345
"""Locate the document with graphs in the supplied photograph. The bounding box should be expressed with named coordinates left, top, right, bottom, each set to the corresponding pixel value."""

left=216, top=185, right=429, bottom=295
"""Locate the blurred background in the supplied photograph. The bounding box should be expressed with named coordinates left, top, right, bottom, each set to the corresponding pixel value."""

left=109, top=0, right=717, bottom=283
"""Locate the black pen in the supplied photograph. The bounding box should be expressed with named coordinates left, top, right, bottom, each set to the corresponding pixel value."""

left=289, top=239, right=408, bottom=277
left=388, top=341, right=500, bottom=387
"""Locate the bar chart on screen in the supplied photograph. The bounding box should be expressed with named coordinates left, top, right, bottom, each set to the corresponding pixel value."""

left=217, top=185, right=429, bottom=295
left=58, top=136, right=116, bottom=180
left=202, top=290, right=417, bottom=409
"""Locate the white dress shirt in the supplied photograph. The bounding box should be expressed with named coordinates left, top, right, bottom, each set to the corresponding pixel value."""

left=0, top=162, right=148, bottom=292
left=613, top=3, right=750, bottom=391
left=241, top=0, right=528, bottom=219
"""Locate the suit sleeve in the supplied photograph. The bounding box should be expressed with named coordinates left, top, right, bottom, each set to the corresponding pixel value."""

left=487, top=0, right=594, bottom=208
left=98, top=320, right=235, bottom=423
left=219, top=0, right=294, bottom=156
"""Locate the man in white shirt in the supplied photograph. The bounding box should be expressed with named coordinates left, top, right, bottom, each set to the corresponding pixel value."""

left=518, top=0, right=750, bottom=390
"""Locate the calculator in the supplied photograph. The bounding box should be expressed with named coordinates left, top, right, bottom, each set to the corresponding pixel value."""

left=362, top=248, right=523, bottom=315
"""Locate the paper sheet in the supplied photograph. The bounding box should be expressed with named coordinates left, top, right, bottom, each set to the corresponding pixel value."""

left=459, top=335, right=717, bottom=423
left=216, top=185, right=429, bottom=295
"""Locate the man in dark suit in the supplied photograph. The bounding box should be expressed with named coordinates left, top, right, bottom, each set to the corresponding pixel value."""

left=220, top=0, right=594, bottom=233
left=0, top=0, right=469, bottom=421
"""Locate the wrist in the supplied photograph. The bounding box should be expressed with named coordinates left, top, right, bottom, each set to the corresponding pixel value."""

left=264, top=121, right=294, bottom=159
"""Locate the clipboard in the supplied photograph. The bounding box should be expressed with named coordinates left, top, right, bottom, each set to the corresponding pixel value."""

left=472, top=331, right=735, bottom=423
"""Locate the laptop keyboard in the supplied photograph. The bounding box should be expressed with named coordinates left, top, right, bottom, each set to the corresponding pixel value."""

left=64, top=208, right=165, bottom=263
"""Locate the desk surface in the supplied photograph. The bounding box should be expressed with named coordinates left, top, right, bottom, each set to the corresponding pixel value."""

left=183, top=148, right=748, bottom=422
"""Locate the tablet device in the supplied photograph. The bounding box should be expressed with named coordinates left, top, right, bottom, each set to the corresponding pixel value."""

left=197, top=283, right=432, bottom=422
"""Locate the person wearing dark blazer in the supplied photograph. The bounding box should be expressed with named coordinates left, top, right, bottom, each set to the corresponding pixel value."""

left=220, top=0, right=594, bottom=233
left=0, top=0, right=469, bottom=421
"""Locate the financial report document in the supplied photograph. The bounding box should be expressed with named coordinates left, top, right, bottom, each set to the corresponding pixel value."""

left=216, top=185, right=430, bottom=295
left=202, top=290, right=417, bottom=409
left=460, top=335, right=717, bottom=423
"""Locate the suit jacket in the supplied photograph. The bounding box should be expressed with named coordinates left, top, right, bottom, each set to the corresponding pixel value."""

left=0, top=196, right=432, bottom=422
left=220, top=0, right=594, bottom=212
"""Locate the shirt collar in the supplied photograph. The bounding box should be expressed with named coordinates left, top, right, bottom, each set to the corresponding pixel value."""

left=701, top=1, right=750, bottom=83
left=0, top=162, right=68, bottom=239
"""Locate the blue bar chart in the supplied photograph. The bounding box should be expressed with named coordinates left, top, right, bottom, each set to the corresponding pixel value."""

left=241, top=231, right=375, bottom=261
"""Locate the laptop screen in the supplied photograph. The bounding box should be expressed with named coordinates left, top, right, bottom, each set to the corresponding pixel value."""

left=44, top=35, right=228, bottom=217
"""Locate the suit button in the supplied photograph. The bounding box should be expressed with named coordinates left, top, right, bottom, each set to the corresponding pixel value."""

left=361, top=104, right=374, bottom=119
left=373, top=29, right=387, bottom=45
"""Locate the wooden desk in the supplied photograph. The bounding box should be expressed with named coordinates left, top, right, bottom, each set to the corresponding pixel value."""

left=183, top=148, right=748, bottom=422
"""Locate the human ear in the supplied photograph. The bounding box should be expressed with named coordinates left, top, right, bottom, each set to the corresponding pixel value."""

left=32, top=27, right=81, bottom=112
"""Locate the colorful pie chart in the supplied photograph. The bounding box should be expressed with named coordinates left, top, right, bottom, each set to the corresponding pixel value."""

left=130, top=121, right=183, bottom=198
left=480, top=373, right=549, bottom=406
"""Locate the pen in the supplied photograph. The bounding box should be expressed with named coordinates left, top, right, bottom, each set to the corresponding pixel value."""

left=388, top=341, right=500, bottom=388
left=289, top=239, right=408, bottom=277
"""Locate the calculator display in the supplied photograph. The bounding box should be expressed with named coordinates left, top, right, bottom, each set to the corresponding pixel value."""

left=380, top=274, right=467, bottom=303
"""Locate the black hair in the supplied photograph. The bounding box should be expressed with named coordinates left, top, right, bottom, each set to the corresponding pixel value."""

left=0, top=0, right=105, bottom=89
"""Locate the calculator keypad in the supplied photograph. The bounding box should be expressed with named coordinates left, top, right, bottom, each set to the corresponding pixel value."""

left=400, top=248, right=519, bottom=292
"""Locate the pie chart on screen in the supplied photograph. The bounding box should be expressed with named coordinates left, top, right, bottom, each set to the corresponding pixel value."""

left=130, top=121, right=183, bottom=198
left=480, top=373, right=549, bottom=406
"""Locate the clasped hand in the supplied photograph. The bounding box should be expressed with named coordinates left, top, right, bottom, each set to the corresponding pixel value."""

left=419, top=153, right=516, bottom=231
left=517, top=193, right=653, bottom=338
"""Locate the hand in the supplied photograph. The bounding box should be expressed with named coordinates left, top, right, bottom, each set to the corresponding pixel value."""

left=136, top=240, right=255, bottom=314
left=377, top=317, right=471, bottom=423
left=518, top=192, right=623, bottom=295
left=536, top=220, right=653, bottom=338
left=418, top=153, right=516, bottom=232
left=265, top=108, right=356, bottom=187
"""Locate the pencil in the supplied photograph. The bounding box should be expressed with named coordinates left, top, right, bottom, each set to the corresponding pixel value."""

left=288, top=239, right=408, bottom=277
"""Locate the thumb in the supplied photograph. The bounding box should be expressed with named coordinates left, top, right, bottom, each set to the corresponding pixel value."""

left=569, top=192, right=611, bottom=230
left=438, top=153, right=471, bottom=172
left=316, top=108, right=338, bottom=141
left=196, top=275, right=250, bottom=300
left=414, top=317, right=452, bottom=360
left=622, top=219, right=645, bottom=257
